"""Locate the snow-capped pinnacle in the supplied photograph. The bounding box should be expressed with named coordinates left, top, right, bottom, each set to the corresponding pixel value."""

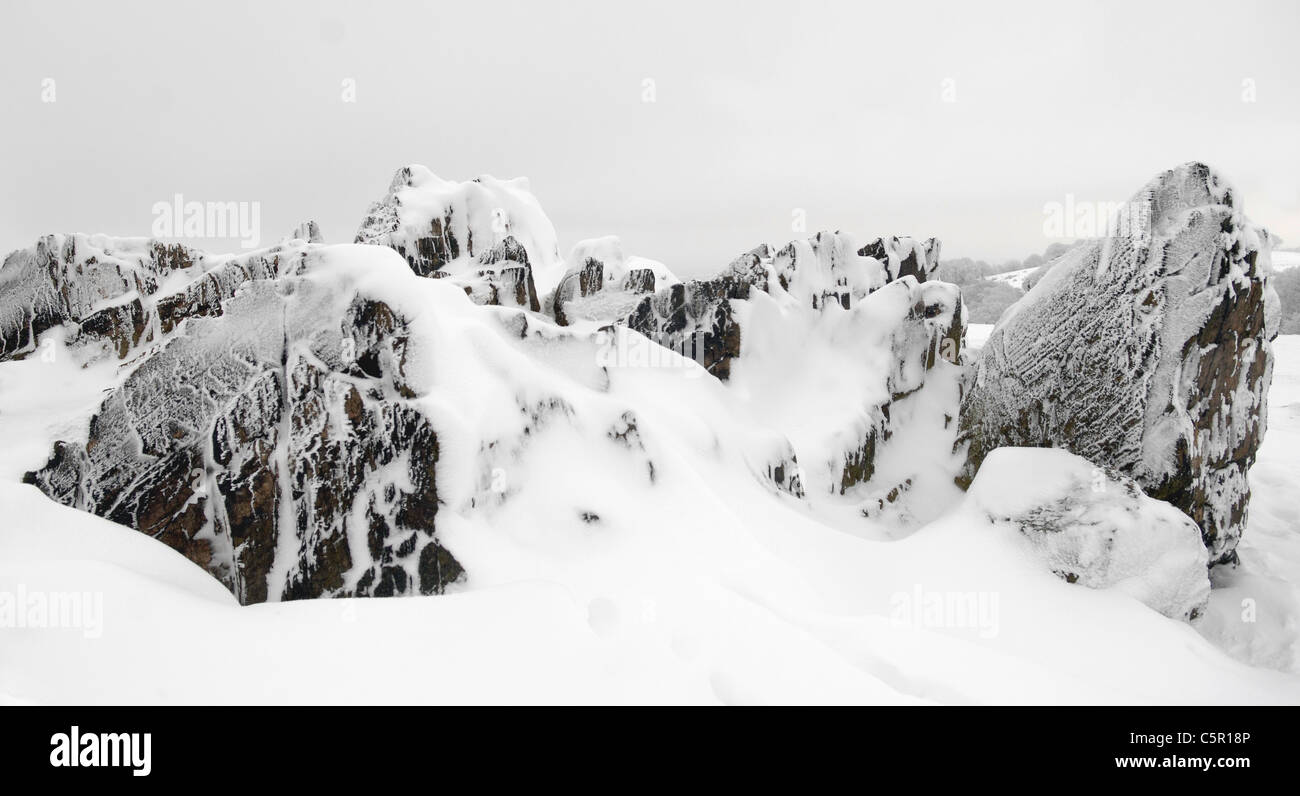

left=354, top=165, right=565, bottom=295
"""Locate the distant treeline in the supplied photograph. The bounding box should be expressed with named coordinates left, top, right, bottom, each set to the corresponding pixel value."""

left=939, top=242, right=1072, bottom=324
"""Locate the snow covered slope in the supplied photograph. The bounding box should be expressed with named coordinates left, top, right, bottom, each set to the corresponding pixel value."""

left=3, top=402, right=1298, bottom=703
left=988, top=266, right=1035, bottom=291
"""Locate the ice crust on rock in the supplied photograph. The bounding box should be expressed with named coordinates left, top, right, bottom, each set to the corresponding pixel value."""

left=23, top=248, right=462, bottom=604
left=0, top=232, right=312, bottom=363
left=958, top=162, right=1278, bottom=566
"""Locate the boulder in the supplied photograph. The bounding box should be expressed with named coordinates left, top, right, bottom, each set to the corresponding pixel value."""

left=966, top=447, right=1211, bottom=622
left=958, top=162, right=1277, bottom=566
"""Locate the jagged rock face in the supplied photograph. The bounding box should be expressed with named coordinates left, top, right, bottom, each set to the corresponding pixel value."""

left=0, top=232, right=314, bottom=364
left=3, top=167, right=966, bottom=601
left=567, top=230, right=965, bottom=500
left=857, top=236, right=941, bottom=284
left=555, top=231, right=953, bottom=383
left=462, top=236, right=542, bottom=311
left=966, top=448, right=1211, bottom=622
left=1, top=234, right=197, bottom=360
left=958, top=162, right=1277, bottom=566
left=623, top=253, right=761, bottom=381
left=549, top=236, right=677, bottom=327
left=22, top=258, right=463, bottom=604
left=830, top=277, right=965, bottom=495
left=354, top=165, right=564, bottom=309
left=553, top=228, right=961, bottom=387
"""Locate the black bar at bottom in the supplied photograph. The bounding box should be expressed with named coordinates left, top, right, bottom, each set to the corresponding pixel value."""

left=0, top=706, right=1288, bottom=784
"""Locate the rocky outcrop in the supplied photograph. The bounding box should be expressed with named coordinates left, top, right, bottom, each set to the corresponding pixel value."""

left=1, top=235, right=195, bottom=360
left=857, top=236, right=941, bottom=284
left=285, top=220, right=324, bottom=244
left=549, top=237, right=675, bottom=327
left=958, top=162, right=1277, bottom=566
left=22, top=253, right=463, bottom=605
left=966, top=448, right=1211, bottom=622
left=557, top=231, right=957, bottom=384
left=354, top=166, right=564, bottom=309
left=622, top=249, right=764, bottom=381
left=3, top=167, right=966, bottom=603
left=461, top=236, right=542, bottom=311
left=566, top=230, right=965, bottom=499
left=0, top=233, right=313, bottom=363
left=830, top=276, right=965, bottom=495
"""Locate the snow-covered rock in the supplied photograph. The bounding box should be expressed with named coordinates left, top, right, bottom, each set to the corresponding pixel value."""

left=12, top=237, right=848, bottom=603
left=548, top=236, right=679, bottom=327
left=856, top=235, right=942, bottom=284
left=553, top=229, right=966, bottom=504
left=23, top=248, right=462, bottom=604
left=958, top=162, right=1278, bottom=566
left=0, top=233, right=309, bottom=363
left=354, top=166, right=565, bottom=309
left=2, top=164, right=1298, bottom=704
left=1, top=161, right=970, bottom=603
left=285, top=220, right=324, bottom=244
left=967, top=448, right=1210, bottom=621
left=553, top=229, right=957, bottom=378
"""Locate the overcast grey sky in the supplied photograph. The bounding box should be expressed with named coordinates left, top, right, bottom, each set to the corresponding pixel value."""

left=2, top=0, right=1297, bottom=276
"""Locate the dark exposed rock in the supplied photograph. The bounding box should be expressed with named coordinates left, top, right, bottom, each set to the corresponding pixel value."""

left=957, top=163, right=1278, bottom=566
left=625, top=269, right=754, bottom=381
left=857, top=236, right=941, bottom=283
left=469, top=236, right=541, bottom=311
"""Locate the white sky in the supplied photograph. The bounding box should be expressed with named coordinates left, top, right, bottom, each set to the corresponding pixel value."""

left=2, top=0, right=1297, bottom=276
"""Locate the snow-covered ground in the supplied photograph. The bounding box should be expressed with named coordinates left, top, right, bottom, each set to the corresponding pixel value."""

left=1197, top=335, right=1300, bottom=671
left=1, top=310, right=1297, bottom=703
left=988, top=266, right=1036, bottom=291
left=966, top=323, right=995, bottom=351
